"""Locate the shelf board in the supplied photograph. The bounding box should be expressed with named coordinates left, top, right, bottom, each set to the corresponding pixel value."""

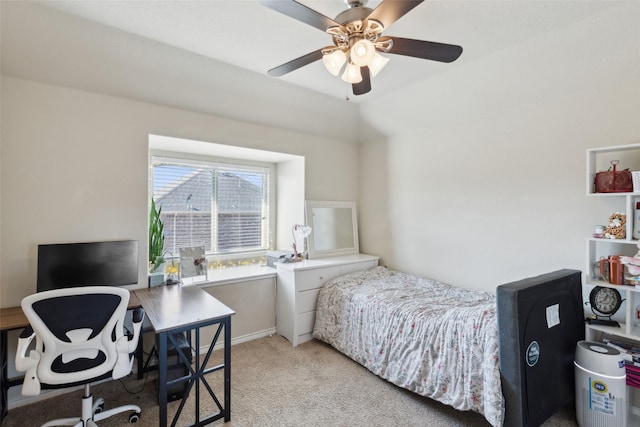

left=584, top=277, right=640, bottom=291
left=586, top=192, right=640, bottom=196
left=586, top=321, right=627, bottom=336
left=588, top=237, right=639, bottom=244
left=588, top=143, right=640, bottom=154
left=587, top=321, right=640, bottom=341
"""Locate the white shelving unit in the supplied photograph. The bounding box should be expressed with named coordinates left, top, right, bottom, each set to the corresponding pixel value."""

left=586, top=144, right=640, bottom=336
left=586, top=144, right=640, bottom=424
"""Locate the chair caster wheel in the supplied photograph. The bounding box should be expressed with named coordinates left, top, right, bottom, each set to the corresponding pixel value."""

left=129, top=412, right=141, bottom=423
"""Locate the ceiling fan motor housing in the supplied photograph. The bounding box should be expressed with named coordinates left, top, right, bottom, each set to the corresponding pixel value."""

left=331, top=9, right=385, bottom=54
left=335, top=7, right=373, bottom=26
left=344, top=0, right=368, bottom=8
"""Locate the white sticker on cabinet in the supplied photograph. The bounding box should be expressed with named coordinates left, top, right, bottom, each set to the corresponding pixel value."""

left=546, top=304, right=560, bottom=328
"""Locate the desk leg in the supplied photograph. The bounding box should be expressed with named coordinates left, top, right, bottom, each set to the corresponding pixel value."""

left=136, top=330, right=144, bottom=380
left=156, top=318, right=231, bottom=426
left=157, top=331, right=168, bottom=427
left=224, top=317, right=231, bottom=422
left=1, top=330, right=8, bottom=423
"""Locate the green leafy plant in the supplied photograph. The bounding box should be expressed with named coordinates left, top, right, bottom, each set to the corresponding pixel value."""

left=149, top=198, right=165, bottom=272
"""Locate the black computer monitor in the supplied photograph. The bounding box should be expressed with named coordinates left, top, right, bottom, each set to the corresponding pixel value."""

left=37, top=240, right=139, bottom=292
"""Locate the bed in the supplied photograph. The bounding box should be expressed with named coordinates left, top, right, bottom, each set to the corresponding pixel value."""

left=313, top=266, right=584, bottom=427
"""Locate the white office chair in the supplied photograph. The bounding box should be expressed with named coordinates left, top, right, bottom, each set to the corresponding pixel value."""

left=15, top=286, right=145, bottom=426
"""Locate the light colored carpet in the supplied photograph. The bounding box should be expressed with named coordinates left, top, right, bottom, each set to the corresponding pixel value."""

left=3, top=335, right=577, bottom=426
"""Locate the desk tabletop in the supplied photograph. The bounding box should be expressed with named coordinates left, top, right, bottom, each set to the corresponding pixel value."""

left=133, top=285, right=235, bottom=333
left=0, top=306, right=28, bottom=331
left=0, top=288, right=234, bottom=334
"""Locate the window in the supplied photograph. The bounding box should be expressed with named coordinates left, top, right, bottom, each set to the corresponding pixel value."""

left=151, top=155, right=274, bottom=257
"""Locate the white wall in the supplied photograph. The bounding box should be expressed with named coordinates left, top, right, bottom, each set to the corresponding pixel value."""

left=358, top=3, right=640, bottom=292
left=0, top=76, right=360, bottom=308
left=0, top=1, right=362, bottom=143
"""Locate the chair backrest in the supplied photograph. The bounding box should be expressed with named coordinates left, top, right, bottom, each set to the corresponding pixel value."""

left=21, top=286, right=130, bottom=386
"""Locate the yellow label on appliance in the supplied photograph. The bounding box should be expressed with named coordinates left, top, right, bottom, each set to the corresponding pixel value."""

left=591, top=380, right=608, bottom=394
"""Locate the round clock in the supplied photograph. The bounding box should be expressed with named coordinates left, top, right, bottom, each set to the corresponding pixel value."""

left=589, top=286, right=623, bottom=317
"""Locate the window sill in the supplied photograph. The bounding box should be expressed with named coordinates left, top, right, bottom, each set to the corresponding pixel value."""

left=181, top=264, right=276, bottom=288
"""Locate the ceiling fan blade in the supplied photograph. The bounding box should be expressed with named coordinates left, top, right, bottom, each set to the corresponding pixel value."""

left=267, top=49, right=324, bottom=77
left=366, top=0, right=424, bottom=29
left=260, top=0, right=340, bottom=32
left=352, top=66, right=371, bottom=96
left=384, top=37, right=463, bottom=63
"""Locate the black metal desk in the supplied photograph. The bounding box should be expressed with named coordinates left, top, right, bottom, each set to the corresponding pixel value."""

left=133, top=285, right=234, bottom=427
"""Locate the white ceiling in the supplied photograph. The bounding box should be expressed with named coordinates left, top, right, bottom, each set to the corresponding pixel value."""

left=25, top=0, right=621, bottom=102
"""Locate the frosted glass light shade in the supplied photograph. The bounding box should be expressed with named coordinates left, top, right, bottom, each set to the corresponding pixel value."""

left=350, top=39, right=375, bottom=67
left=369, top=52, right=390, bottom=77
left=322, top=49, right=346, bottom=76
left=341, top=63, right=362, bottom=84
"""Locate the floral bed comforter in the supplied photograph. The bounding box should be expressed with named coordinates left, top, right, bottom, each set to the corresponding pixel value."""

left=313, top=266, right=504, bottom=427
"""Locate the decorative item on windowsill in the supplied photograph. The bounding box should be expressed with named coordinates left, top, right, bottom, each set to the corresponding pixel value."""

left=603, top=212, right=626, bottom=239
left=291, top=224, right=312, bottom=262
left=163, top=252, right=180, bottom=285
left=179, top=246, right=207, bottom=284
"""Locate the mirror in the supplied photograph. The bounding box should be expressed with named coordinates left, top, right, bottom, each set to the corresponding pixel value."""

left=179, top=246, right=207, bottom=283
left=305, top=200, right=359, bottom=259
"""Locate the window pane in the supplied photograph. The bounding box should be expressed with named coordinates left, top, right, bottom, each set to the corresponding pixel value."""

left=152, top=157, right=271, bottom=256
left=215, top=169, right=266, bottom=252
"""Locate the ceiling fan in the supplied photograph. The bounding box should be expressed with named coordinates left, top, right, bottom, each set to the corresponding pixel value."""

left=260, top=0, right=463, bottom=96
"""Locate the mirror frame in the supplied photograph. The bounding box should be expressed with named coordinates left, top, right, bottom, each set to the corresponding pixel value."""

left=305, top=200, right=359, bottom=259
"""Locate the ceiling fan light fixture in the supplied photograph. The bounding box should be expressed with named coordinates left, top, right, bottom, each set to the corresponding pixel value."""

left=350, top=39, right=375, bottom=67
left=322, top=49, right=347, bottom=76
left=341, top=62, right=362, bottom=84
left=369, top=51, right=390, bottom=77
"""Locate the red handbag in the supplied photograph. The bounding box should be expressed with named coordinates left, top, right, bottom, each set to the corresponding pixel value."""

left=594, top=160, right=633, bottom=193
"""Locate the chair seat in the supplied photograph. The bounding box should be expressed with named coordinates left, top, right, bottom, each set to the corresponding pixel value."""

left=40, top=372, right=112, bottom=390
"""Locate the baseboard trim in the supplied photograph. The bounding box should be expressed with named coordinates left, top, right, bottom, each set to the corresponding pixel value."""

left=202, top=327, right=277, bottom=354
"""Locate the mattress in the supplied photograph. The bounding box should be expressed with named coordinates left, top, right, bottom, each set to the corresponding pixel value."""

left=313, top=266, right=504, bottom=426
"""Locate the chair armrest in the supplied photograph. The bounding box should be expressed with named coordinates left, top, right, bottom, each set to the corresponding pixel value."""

left=127, top=308, right=145, bottom=354
left=113, top=308, right=146, bottom=380
left=15, top=326, right=41, bottom=396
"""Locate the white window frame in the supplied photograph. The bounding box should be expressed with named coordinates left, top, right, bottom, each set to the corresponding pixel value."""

left=151, top=151, right=276, bottom=261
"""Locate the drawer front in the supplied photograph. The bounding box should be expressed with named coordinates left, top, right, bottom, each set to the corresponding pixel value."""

left=295, top=266, right=341, bottom=291
left=297, top=311, right=316, bottom=335
left=298, top=288, right=321, bottom=314
left=340, top=260, right=378, bottom=276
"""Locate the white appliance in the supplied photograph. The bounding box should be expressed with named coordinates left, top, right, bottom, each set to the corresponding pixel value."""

left=575, top=341, right=628, bottom=427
